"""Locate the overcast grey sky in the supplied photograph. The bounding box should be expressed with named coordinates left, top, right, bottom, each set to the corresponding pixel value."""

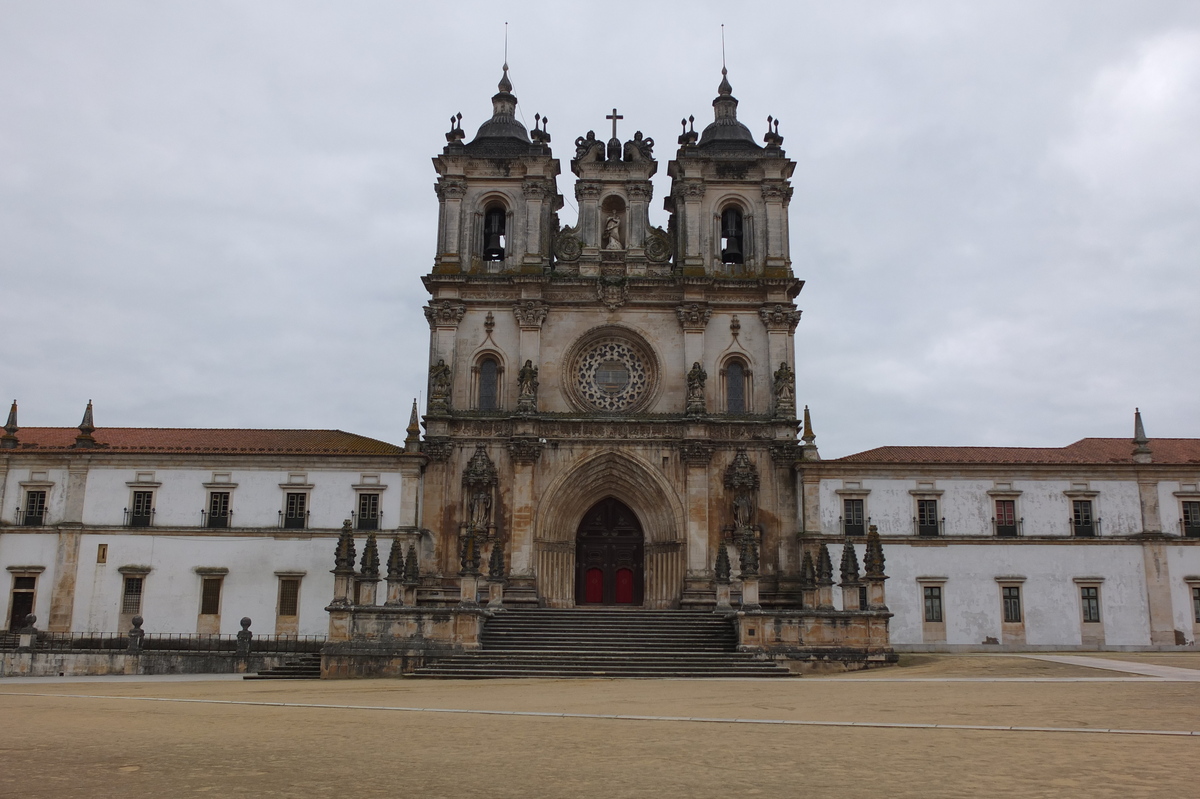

left=3, top=1, right=1197, bottom=458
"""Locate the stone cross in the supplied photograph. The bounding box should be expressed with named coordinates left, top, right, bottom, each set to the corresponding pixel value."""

left=606, top=108, right=623, bottom=140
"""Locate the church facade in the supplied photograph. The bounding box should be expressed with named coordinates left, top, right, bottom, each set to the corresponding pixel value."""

left=3, top=68, right=1199, bottom=660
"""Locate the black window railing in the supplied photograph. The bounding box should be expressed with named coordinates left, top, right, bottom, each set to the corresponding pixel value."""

left=124, top=508, right=155, bottom=527
left=353, top=510, right=382, bottom=531
left=913, top=516, right=945, bottom=537
left=839, top=515, right=868, bottom=537
left=16, top=507, right=45, bottom=527
left=1181, top=519, right=1200, bottom=538
left=279, top=510, right=309, bottom=530
left=992, top=517, right=1023, bottom=537
left=201, top=509, right=232, bottom=529
left=1070, top=517, right=1101, bottom=537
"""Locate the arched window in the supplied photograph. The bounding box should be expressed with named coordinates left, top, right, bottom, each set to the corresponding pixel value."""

left=726, top=360, right=746, bottom=414
left=720, top=207, right=744, bottom=265
left=483, top=205, right=506, bottom=261
left=477, top=357, right=499, bottom=410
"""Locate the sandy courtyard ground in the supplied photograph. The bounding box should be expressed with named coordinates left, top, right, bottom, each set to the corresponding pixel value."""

left=1, top=654, right=1198, bottom=798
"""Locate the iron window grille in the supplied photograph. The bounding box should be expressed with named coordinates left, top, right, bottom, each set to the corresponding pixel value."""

left=278, top=579, right=300, bottom=617
left=121, top=577, right=144, bottom=615
left=199, top=577, right=222, bottom=616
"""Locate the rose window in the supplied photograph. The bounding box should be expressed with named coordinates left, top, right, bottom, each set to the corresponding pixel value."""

left=574, top=338, right=653, bottom=412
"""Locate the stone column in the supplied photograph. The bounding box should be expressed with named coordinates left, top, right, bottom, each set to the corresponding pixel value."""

left=435, top=177, right=466, bottom=266
left=759, top=304, right=801, bottom=386
left=1141, top=540, right=1177, bottom=645
left=506, top=438, right=543, bottom=579
left=681, top=440, right=714, bottom=578
left=47, top=462, right=88, bottom=632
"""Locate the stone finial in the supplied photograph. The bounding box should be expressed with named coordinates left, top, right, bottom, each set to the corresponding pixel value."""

left=127, top=615, right=144, bottom=652
left=498, top=62, right=512, bottom=94
left=359, top=534, right=380, bottom=579
left=839, top=542, right=861, bottom=585
left=800, top=405, right=821, bottom=461
left=864, top=524, right=886, bottom=580
left=1, top=400, right=17, bottom=448
left=714, top=540, right=732, bottom=584
left=488, top=540, right=506, bottom=581
left=816, top=543, right=834, bottom=587
left=459, top=530, right=481, bottom=576
left=74, top=400, right=97, bottom=448
left=404, top=543, right=420, bottom=583
left=800, top=551, right=816, bottom=589
left=333, top=520, right=356, bottom=574
left=1133, top=408, right=1152, bottom=464
left=738, top=533, right=759, bottom=577
left=404, top=399, right=421, bottom=451
left=386, top=537, right=405, bottom=581
left=763, top=115, right=784, bottom=148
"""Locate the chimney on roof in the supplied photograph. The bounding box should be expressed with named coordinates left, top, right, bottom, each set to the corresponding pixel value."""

left=1, top=400, right=17, bottom=449
left=800, top=405, right=821, bottom=461
left=404, top=399, right=421, bottom=452
left=1132, top=407, right=1152, bottom=464
left=74, top=400, right=97, bottom=448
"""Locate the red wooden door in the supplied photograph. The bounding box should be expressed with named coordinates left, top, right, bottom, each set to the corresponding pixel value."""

left=615, top=569, right=634, bottom=604
left=586, top=568, right=604, bottom=603
left=575, top=498, right=644, bottom=605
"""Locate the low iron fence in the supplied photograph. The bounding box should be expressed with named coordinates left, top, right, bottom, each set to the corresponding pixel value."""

left=1, top=630, right=324, bottom=655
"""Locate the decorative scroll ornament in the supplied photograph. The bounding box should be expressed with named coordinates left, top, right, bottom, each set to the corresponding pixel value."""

left=675, top=303, right=712, bottom=331
left=686, top=362, right=707, bottom=416
left=435, top=177, right=466, bottom=199
left=513, top=300, right=549, bottom=328
left=596, top=277, right=628, bottom=311
left=758, top=303, right=802, bottom=332
left=516, top=360, right=539, bottom=413
left=424, top=300, right=466, bottom=329
left=679, top=439, right=715, bottom=465
left=507, top=436, right=544, bottom=464
left=553, top=225, right=582, bottom=263
left=574, top=131, right=604, bottom=162
left=428, top=359, right=452, bottom=414
left=772, top=361, right=796, bottom=419
left=645, top=227, right=672, bottom=263
left=622, top=130, right=655, bottom=161
left=463, top=445, right=497, bottom=534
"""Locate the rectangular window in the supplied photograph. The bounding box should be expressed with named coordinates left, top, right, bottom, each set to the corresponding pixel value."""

left=278, top=579, right=300, bottom=617
left=283, top=492, right=307, bottom=529
left=357, top=493, right=380, bottom=531
left=1072, top=499, right=1095, bottom=537
left=1193, top=587, right=1200, bottom=624
left=207, top=491, right=230, bottom=529
left=1183, top=501, right=1200, bottom=538
left=22, top=490, right=47, bottom=526
left=121, top=577, right=144, bottom=615
left=8, top=576, right=37, bottom=631
left=1080, top=586, right=1100, bottom=623
left=1002, top=586, right=1022, bottom=623
left=917, top=499, right=940, bottom=536
left=199, top=577, right=222, bottom=616
left=923, top=586, right=943, bottom=623
left=129, top=490, right=154, bottom=527
left=843, top=498, right=865, bottom=536
left=994, top=499, right=1017, bottom=537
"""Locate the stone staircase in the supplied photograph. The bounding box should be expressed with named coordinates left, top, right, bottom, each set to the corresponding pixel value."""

left=243, top=653, right=322, bottom=680
left=409, top=608, right=792, bottom=678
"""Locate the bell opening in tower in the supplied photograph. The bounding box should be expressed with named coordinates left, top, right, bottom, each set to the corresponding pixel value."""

left=483, top=205, right=506, bottom=261
left=720, top=206, right=744, bottom=264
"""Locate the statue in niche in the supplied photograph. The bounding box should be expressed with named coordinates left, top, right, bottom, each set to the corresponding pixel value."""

left=686, top=361, right=707, bottom=415
left=468, top=486, right=492, bottom=532
left=429, top=359, right=452, bottom=412
left=603, top=215, right=623, bottom=250
left=517, top=359, right=539, bottom=412
left=733, top=490, right=754, bottom=530
left=772, top=361, right=796, bottom=417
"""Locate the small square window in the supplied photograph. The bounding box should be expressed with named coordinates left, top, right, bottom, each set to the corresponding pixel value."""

left=96, top=544, right=108, bottom=564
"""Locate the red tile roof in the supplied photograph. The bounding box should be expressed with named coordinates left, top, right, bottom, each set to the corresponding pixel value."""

left=8, top=428, right=403, bottom=456
left=836, top=438, right=1200, bottom=465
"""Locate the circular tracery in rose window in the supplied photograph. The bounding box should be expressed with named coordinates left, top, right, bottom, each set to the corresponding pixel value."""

left=568, top=331, right=657, bottom=413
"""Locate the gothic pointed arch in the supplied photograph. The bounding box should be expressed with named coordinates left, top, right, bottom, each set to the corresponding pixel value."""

left=533, top=450, right=686, bottom=608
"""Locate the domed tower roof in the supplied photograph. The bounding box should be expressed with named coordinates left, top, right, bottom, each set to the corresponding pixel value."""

left=697, top=68, right=761, bottom=151
left=465, top=64, right=533, bottom=154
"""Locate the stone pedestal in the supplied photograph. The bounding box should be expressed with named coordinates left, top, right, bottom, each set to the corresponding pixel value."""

left=740, top=576, right=761, bottom=611
left=459, top=573, right=480, bottom=607
left=715, top=582, right=732, bottom=610
left=487, top=580, right=505, bottom=608
left=356, top=578, right=379, bottom=607
left=385, top=578, right=404, bottom=606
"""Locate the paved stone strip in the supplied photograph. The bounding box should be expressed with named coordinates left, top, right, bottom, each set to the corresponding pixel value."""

left=1021, top=655, right=1200, bottom=681
left=3, top=692, right=1198, bottom=738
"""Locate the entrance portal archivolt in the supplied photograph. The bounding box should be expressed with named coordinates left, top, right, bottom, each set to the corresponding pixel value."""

left=534, top=451, right=686, bottom=608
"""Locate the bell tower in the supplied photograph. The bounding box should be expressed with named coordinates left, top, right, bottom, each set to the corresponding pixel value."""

left=432, top=65, right=563, bottom=275
left=667, top=68, right=795, bottom=279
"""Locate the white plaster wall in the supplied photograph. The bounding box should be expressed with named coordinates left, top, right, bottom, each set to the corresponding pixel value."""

left=72, top=533, right=337, bottom=635
left=1092, top=480, right=1142, bottom=535
left=2, top=467, right=69, bottom=525
left=0, top=531, right=59, bottom=625
left=80, top=467, right=404, bottom=530
left=1166, top=545, right=1200, bottom=643
left=883, top=543, right=1151, bottom=646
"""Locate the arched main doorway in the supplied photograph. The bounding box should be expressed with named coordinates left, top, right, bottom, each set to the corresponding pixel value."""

left=574, top=497, right=644, bottom=606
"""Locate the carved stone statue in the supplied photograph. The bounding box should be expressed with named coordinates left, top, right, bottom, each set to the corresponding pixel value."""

left=773, top=361, right=796, bottom=418
left=517, top=359, right=539, bottom=413
left=733, top=490, right=754, bottom=530
left=603, top=215, right=622, bottom=250
left=686, top=361, right=707, bottom=416
left=429, top=359, right=452, bottom=413
left=469, top=487, right=492, bottom=532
